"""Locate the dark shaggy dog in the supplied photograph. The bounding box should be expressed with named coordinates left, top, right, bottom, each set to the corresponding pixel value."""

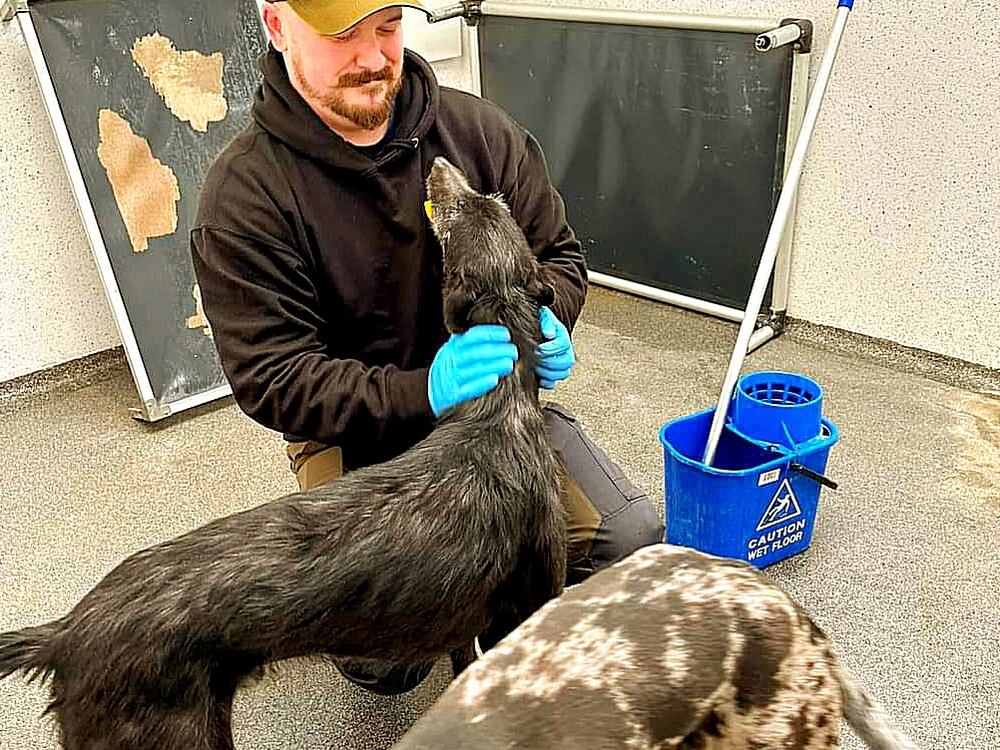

left=395, top=543, right=920, bottom=750
left=0, top=156, right=567, bottom=750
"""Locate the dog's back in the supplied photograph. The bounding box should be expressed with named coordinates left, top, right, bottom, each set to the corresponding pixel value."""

left=0, top=157, right=568, bottom=749
left=394, top=543, right=919, bottom=750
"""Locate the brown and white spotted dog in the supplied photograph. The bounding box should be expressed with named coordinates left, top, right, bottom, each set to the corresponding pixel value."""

left=395, top=543, right=919, bottom=750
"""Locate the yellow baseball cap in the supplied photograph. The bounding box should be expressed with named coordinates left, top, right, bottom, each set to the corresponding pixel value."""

left=273, top=0, right=430, bottom=36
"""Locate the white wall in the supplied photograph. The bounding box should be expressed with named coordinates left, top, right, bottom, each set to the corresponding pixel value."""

left=0, top=19, right=119, bottom=382
left=1, top=0, right=997, bottom=385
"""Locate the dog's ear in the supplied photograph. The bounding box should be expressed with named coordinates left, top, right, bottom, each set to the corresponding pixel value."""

left=527, top=277, right=556, bottom=308
left=444, top=287, right=477, bottom=333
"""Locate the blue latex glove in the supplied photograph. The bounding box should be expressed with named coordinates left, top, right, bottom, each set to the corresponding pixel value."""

left=536, top=306, right=575, bottom=389
left=428, top=324, right=518, bottom=416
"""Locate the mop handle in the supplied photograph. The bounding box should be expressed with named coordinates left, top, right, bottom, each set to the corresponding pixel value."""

left=702, top=0, right=855, bottom=465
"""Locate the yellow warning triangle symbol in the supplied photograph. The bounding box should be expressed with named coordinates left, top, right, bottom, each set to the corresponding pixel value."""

left=756, top=478, right=802, bottom=531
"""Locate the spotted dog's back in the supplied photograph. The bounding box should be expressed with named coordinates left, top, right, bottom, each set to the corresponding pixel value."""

left=395, top=543, right=918, bottom=750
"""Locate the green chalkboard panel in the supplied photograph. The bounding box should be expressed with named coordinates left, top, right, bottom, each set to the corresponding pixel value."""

left=478, top=14, right=794, bottom=309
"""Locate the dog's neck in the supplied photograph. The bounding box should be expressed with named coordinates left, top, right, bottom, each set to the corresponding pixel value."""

left=441, top=294, right=545, bottom=431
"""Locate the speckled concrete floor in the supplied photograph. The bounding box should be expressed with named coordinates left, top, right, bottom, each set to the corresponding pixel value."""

left=1, top=288, right=997, bottom=750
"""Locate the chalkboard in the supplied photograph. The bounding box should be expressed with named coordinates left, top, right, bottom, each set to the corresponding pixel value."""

left=477, top=13, right=795, bottom=311
left=25, top=0, right=266, bottom=419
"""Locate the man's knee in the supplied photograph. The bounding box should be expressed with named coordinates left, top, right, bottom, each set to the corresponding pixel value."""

left=286, top=441, right=344, bottom=490
left=593, top=497, right=664, bottom=572
left=543, top=402, right=664, bottom=579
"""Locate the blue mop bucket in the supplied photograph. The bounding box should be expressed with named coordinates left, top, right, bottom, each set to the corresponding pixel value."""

left=660, top=372, right=839, bottom=568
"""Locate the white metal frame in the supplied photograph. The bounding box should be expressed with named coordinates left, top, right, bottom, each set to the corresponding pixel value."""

left=9, top=4, right=232, bottom=421
left=471, top=2, right=811, bottom=336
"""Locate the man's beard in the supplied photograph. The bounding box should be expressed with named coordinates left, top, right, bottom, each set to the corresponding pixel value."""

left=293, top=54, right=402, bottom=130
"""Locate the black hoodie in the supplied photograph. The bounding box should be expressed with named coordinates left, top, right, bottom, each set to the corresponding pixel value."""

left=191, top=47, right=586, bottom=470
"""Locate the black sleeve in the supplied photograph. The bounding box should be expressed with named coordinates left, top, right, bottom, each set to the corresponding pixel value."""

left=190, top=222, right=433, bottom=448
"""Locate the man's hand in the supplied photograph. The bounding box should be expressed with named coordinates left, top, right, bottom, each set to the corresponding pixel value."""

left=428, top=325, right=518, bottom=416
left=536, top=306, right=575, bottom=389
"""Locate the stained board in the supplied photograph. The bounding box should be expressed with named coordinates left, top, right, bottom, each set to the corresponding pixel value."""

left=25, top=0, right=266, bottom=418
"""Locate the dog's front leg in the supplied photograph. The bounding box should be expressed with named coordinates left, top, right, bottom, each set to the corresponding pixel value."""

left=449, top=643, right=477, bottom=677
left=523, top=505, right=569, bottom=610
left=473, top=535, right=567, bottom=659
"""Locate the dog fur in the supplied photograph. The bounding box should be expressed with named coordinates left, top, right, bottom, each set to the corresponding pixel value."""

left=394, top=543, right=920, bottom=750
left=0, top=156, right=567, bottom=750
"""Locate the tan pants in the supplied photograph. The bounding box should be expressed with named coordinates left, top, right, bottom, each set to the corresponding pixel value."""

left=286, top=440, right=346, bottom=491
left=285, top=403, right=662, bottom=585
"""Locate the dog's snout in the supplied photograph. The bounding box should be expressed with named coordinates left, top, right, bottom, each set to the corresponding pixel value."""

left=431, top=155, right=452, bottom=171
left=430, top=156, right=458, bottom=177
left=427, top=157, right=472, bottom=205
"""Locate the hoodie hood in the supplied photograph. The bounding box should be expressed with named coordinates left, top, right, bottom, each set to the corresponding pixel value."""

left=193, top=47, right=586, bottom=468
left=252, top=46, right=439, bottom=173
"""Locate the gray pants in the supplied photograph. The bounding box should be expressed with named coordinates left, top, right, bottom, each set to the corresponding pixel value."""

left=541, top=402, right=664, bottom=584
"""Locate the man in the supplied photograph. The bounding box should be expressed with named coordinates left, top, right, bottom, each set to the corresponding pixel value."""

left=191, top=0, right=662, bottom=695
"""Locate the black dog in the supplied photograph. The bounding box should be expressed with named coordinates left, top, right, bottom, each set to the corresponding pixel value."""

left=394, top=543, right=920, bottom=750
left=0, top=156, right=567, bottom=750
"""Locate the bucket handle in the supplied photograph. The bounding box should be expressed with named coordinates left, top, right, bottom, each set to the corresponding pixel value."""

left=789, top=462, right=839, bottom=490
